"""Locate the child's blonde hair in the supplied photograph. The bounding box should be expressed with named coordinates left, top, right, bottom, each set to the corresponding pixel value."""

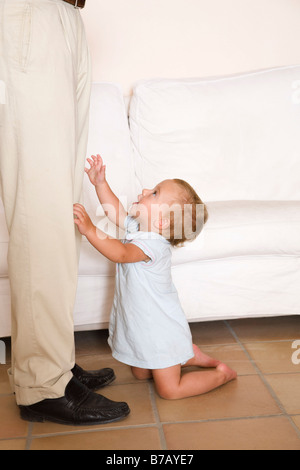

left=164, top=179, right=208, bottom=247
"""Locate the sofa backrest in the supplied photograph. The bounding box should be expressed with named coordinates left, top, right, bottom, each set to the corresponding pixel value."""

left=129, top=65, right=300, bottom=202
left=83, top=82, right=137, bottom=221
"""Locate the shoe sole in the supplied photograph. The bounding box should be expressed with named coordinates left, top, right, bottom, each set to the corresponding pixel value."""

left=20, top=404, right=130, bottom=426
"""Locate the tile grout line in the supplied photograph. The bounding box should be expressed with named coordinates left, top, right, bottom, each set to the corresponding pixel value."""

left=25, top=422, right=33, bottom=450
left=223, top=320, right=300, bottom=441
left=17, top=412, right=300, bottom=441
left=2, top=413, right=300, bottom=445
left=148, top=381, right=168, bottom=450
left=27, top=423, right=160, bottom=442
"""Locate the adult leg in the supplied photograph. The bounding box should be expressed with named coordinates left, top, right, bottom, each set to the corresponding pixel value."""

left=0, top=0, right=87, bottom=406
left=0, top=1, right=130, bottom=424
left=0, top=0, right=113, bottom=407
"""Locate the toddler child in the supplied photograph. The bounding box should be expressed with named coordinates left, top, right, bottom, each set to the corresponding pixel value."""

left=73, top=154, right=237, bottom=400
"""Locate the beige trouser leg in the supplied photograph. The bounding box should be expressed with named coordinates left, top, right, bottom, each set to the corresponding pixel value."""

left=0, top=0, right=91, bottom=405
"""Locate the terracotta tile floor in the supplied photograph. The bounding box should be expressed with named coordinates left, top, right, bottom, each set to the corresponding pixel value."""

left=0, top=316, right=300, bottom=450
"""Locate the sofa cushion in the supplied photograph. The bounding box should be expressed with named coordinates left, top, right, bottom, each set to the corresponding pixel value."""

left=2, top=198, right=299, bottom=278
left=172, top=201, right=300, bottom=266
left=74, top=201, right=300, bottom=276
left=129, top=65, right=300, bottom=202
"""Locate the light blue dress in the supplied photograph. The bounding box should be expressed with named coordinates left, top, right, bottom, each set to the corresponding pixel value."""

left=108, top=216, right=194, bottom=370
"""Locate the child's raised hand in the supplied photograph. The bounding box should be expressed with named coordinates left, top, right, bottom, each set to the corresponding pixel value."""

left=85, top=154, right=106, bottom=186
left=73, top=203, right=94, bottom=237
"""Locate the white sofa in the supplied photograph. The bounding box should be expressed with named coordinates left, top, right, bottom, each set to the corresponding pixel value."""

left=1, top=65, right=300, bottom=337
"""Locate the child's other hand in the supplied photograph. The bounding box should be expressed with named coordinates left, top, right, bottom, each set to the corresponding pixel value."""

left=85, top=154, right=106, bottom=186
left=73, top=203, right=95, bottom=237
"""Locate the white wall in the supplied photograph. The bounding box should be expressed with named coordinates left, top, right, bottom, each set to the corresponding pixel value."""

left=82, top=0, right=300, bottom=95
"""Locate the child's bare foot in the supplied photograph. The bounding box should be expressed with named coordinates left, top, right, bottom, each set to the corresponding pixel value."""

left=217, top=362, right=237, bottom=384
left=186, top=344, right=221, bottom=368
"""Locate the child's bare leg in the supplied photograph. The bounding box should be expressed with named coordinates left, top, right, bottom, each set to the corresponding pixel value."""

left=183, top=344, right=221, bottom=368
left=153, top=363, right=237, bottom=400
left=131, top=366, right=152, bottom=380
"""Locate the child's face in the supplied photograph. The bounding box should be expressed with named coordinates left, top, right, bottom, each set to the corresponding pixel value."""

left=129, top=179, right=181, bottom=233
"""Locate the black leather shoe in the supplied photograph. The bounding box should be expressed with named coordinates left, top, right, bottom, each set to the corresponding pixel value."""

left=19, top=377, right=130, bottom=426
left=72, top=363, right=115, bottom=391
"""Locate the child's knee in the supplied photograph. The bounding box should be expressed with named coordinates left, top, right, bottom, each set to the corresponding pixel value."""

left=155, top=383, right=179, bottom=400
left=158, top=390, right=175, bottom=400
left=131, top=367, right=152, bottom=380
left=152, top=365, right=182, bottom=400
